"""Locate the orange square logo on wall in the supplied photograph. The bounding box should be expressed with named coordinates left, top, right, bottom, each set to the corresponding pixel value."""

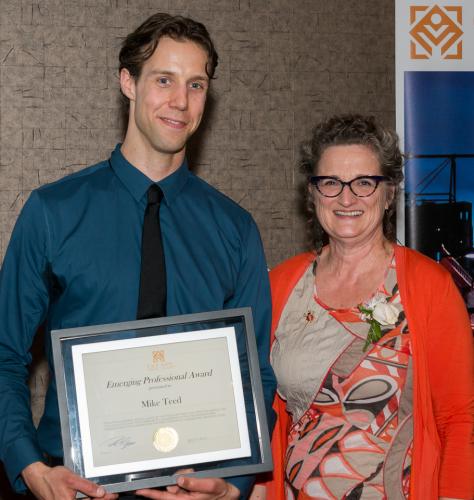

left=410, top=4, right=463, bottom=59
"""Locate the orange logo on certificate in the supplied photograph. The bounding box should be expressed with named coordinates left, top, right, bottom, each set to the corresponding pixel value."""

left=409, top=4, right=463, bottom=59
left=152, top=350, right=165, bottom=364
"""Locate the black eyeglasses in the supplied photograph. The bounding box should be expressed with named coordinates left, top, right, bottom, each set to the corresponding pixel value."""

left=309, top=175, right=389, bottom=198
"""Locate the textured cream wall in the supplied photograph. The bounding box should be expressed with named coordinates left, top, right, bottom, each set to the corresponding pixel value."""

left=0, top=0, right=395, bottom=496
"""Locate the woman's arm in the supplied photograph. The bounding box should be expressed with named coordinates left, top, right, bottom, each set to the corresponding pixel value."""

left=427, top=277, right=474, bottom=499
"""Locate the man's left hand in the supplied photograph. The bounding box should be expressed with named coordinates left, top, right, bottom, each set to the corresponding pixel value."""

left=135, top=476, right=240, bottom=499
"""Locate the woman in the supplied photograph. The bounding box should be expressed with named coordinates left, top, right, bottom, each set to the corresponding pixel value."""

left=263, top=115, right=474, bottom=499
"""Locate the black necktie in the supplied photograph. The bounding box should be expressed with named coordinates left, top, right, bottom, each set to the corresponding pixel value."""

left=137, top=184, right=166, bottom=319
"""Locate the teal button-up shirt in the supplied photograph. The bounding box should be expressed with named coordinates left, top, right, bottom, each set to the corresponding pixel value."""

left=0, top=145, right=275, bottom=497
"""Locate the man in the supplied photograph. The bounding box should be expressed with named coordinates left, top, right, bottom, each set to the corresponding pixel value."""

left=0, top=13, right=275, bottom=500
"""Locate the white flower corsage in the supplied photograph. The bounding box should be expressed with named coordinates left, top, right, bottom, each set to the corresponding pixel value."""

left=358, top=296, right=400, bottom=351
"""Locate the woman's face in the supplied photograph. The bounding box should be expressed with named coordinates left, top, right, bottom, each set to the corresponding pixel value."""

left=312, top=144, right=393, bottom=246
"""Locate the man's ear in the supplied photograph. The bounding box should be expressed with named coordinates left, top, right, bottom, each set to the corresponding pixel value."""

left=120, top=68, right=136, bottom=101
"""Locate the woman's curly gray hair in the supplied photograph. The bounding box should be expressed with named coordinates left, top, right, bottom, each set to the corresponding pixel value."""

left=299, top=114, right=404, bottom=253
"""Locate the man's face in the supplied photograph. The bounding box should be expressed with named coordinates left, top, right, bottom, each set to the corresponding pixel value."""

left=122, top=37, right=209, bottom=161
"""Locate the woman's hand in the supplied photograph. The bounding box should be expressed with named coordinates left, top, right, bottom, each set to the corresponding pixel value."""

left=135, top=475, right=240, bottom=499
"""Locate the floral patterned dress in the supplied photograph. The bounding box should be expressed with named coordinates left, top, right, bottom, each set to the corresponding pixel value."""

left=271, top=257, right=413, bottom=499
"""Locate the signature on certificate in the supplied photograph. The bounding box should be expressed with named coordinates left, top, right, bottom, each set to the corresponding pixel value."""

left=101, top=435, right=136, bottom=449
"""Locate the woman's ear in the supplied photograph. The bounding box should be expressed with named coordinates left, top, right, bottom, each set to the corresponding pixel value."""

left=385, top=184, right=396, bottom=210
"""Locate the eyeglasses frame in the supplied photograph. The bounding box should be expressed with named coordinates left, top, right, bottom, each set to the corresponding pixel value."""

left=309, top=175, right=390, bottom=198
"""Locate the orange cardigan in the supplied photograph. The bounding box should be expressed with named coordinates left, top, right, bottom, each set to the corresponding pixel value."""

left=264, top=245, right=474, bottom=500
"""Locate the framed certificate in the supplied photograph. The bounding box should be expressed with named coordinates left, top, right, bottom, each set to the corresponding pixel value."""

left=52, top=308, right=272, bottom=495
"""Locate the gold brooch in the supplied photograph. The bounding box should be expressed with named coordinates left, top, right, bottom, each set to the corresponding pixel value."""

left=304, top=311, right=315, bottom=323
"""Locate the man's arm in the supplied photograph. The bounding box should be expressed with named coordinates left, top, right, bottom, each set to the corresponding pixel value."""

left=225, top=218, right=276, bottom=423
left=0, top=193, right=120, bottom=500
left=0, top=192, right=51, bottom=492
left=221, top=218, right=276, bottom=498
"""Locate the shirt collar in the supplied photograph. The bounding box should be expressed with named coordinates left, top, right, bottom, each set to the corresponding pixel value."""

left=109, top=144, right=190, bottom=205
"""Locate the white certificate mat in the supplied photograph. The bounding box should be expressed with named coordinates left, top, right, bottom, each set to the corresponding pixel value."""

left=72, top=327, right=250, bottom=478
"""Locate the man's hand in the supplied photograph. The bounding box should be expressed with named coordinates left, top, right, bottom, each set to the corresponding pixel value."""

left=22, top=461, right=118, bottom=500
left=135, top=475, right=240, bottom=499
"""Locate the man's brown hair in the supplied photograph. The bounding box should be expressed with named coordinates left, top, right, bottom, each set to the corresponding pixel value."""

left=119, top=12, right=218, bottom=80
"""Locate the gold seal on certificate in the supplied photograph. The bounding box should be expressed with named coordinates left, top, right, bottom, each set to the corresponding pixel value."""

left=153, top=427, right=179, bottom=453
